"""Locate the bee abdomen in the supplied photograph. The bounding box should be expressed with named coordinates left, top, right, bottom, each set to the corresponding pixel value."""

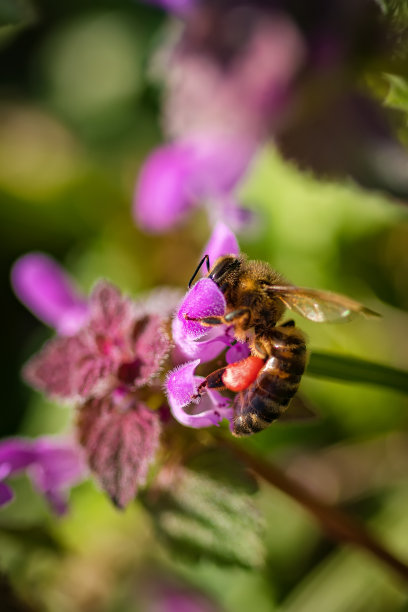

left=233, top=390, right=282, bottom=436
left=232, top=326, right=307, bottom=437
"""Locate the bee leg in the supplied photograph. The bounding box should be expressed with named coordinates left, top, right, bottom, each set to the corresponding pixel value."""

left=281, top=319, right=295, bottom=328
left=205, top=367, right=227, bottom=390
left=251, top=339, right=268, bottom=359
left=191, top=367, right=226, bottom=399
left=184, top=314, right=225, bottom=326
left=224, top=308, right=251, bottom=324
left=184, top=308, right=251, bottom=327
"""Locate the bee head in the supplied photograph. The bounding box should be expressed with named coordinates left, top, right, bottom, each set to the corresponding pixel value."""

left=208, top=255, right=242, bottom=288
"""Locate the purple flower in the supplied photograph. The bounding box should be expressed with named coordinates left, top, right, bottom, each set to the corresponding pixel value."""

left=133, top=138, right=256, bottom=234
left=24, top=281, right=170, bottom=401
left=11, top=253, right=88, bottom=336
left=0, top=437, right=84, bottom=514
left=202, top=221, right=239, bottom=265
left=166, top=360, right=233, bottom=428
left=135, top=0, right=408, bottom=232
left=144, top=0, right=195, bottom=16
left=147, top=581, right=220, bottom=612
left=172, top=223, right=241, bottom=362
left=14, top=255, right=172, bottom=507
left=166, top=224, right=249, bottom=429
left=133, top=3, right=306, bottom=234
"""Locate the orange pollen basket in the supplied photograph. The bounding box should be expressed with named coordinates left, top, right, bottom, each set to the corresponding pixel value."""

left=222, top=356, right=265, bottom=392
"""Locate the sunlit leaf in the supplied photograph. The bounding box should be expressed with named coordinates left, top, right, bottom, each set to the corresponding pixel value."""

left=141, top=459, right=265, bottom=569
left=307, top=352, right=408, bottom=394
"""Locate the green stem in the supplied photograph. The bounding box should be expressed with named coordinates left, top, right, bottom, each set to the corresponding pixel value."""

left=307, top=352, right=408, bottom=394
left=217, top=435, right=408, bottom=585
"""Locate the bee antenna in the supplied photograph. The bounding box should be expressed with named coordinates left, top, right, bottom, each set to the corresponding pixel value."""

left=188, top=254, right=210, bottom=288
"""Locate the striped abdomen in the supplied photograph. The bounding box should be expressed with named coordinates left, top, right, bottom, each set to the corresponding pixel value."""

left=232, top=325, right=307, bottom=437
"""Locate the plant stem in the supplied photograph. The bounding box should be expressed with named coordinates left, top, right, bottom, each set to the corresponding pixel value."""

left=217, top=435, right=408, bottom=584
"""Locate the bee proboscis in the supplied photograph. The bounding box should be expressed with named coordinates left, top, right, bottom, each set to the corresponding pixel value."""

left=187, top=254, right=380, bottom=437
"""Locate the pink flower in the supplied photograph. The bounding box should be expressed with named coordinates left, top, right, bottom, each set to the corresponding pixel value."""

left=12, top=253, right=171, bottom=508
left=133, top=138, right=257, bottom=234
left=133, top=2, right=305, bottom=234
left=11, top=253, right=88, bottom=336
left=23, top=281, right=170, bottom=402
left=0, top=437, right=84, bottom=515
left=166, top=224, right=250, bottom=429
left=144, top=0, right=195, bottom=16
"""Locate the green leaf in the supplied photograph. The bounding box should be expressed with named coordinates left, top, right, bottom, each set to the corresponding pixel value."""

left=385, top=74, right=408, bottom=115
left=307, top=352, right=408, bottom=394
left=0, top=524, right=64, bottom=553
left=186, top=447, right=258, bottom=495
left=141, top=460, right=265, bottom=569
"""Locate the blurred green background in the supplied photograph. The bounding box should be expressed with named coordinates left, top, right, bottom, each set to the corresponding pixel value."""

left=1, top=1, right=408, bottom=611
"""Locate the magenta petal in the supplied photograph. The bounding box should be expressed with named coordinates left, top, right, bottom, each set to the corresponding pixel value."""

left=225, top=342, right=251, bottom=364
left=31, top=439, right=84, bottom=490
left=0, top=439, right=36, bottom=474
left=133, top=144, right=198, bottom=233
left=0, top=482, right=13, bottom=507
left=190, top=137, right=255, bottom=195
left=203, top=222, right=240, bottom=268
left=144, top=0, right=195, bottom=15
left=218, top=198, right=259, bottom=234
left=0, top=437, right=83, bottom=514
left=11, top=253, right=88, bottom=335
left=166, top=361, right=232, bottom=428
left=176, top=278, right=226, bottom=339
left=172, top=317, right=227, bottom=361
left=29, top=439, right=84, bottom=515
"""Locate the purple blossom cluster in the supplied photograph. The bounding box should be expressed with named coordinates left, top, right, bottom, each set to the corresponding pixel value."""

left=134, top=0, right=408, bottom=236
left=5, top=0, right=401, bottom=519
left=6, top=223, right=245, bottom=511
left=134, top=0, right=305, bottom=233
left=10, top=253, right=172, bottom=509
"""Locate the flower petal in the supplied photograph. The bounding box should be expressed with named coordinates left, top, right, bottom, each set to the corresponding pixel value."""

left=0, top=481, right=14, bottom=507
left=0, top=437, right=83, bottom=514
left=176, top=278, right=226, bottom=340
left=11, top=253, right=88, bottom=335
left=225, top=342, right=251, bottom=364
left=0, top=439, right=36, bottom=475
left=216, top=197, right=259, bottom=234
left=144, top=0, right=195, bottom=15
left=166, top=360, right=233, bottom=428
left=29, top=438, right=84, bottom=515
left=133, top=144, right=198, bottom=233
left=202, top=221, right=239, bottom=269
left=78, top=396, right=161, bottom=509
left=188, top=137, right=255, bottom=196
left=172, top=317, right=227, bottom=361
left=31, top=438, right=84, bottom=490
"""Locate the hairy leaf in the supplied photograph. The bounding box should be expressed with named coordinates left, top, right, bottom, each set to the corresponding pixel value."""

left=142, top=464, right=265, bottom=568
left=78, top=397, right=161, bottom=509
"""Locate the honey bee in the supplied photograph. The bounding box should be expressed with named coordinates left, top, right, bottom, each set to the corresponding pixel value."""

left=187, top=254, right=380, bottom=437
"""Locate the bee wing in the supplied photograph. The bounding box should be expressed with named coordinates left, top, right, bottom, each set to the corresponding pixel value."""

left=268, top=285, right=381, bottom=323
